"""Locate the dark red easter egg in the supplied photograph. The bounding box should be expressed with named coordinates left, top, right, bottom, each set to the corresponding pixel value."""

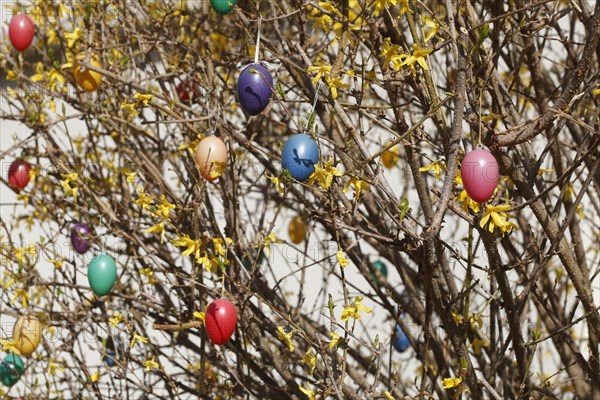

left=236, top=63, right=273, bottom=116
left=8, top=160, right=31, bottom=191
left=8, top=13, right=35, bottom=52
left=204, top=299, right=237, bottom=345
left=176, top=80, right=200, bottom=103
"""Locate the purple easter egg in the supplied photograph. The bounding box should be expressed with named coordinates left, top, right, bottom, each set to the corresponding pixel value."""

left=460, top=148, right=499, bottom=203
left=71, top=222, right=92, bottom=254
left=237, top=63, right=273, bottom=116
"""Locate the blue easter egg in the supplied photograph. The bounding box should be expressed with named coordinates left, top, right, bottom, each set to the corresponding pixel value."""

left=393, top=324, right=410, bottom=353
left=88, top=254, right=118, bottom=297
left=281, top=134, right=319, bottom=181
left=103, top=337, right=122, bottom=367
left=0, top=353, right=24, bottom=386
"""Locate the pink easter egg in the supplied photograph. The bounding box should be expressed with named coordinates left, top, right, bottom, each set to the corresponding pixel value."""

left=460, top=148, right=498, bottom=203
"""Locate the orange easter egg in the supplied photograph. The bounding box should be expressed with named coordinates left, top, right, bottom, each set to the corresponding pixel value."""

left=195, top=136, right=227, bottom=181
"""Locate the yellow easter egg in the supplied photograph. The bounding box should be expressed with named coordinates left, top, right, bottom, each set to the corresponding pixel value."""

left=288, top=216, right=306, bottom=244
left=73, top=54, right=103, bottom=92
left=13, top=316, right=42, bottom=356
left=381, top=144, right=400, bottom=169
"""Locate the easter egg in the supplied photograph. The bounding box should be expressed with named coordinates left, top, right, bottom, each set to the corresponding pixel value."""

left=177, top=79, right=199, bottom=103
left=381, top=144, right=400, bottom=169
left=8, top=159, right=31, bottom=191
left=241, top=249, right=265, bottom=269
left=71, top=222, right=92, bottom=254
left=237, top=63, right=273, bottom=116
left=8, top=13, right=35, bottom=52
left=281, top=134, right=319, bottom=181
left=460, top=148, right=499, bottom=203
left=204, top=299, right=237, bottom=345
left=103, top=337, right=122, bottom=367
left=73, top=53, right=103, bottom=92
left=12, top=316, right=42, bottom=356
left=0, top=354, right=24, bottom=386
left=288, top=216, right=306, bottom=244
left=210, top=0, right=237, bottom=15
left=87, top=254, right=118, bottom=296
left=393, top=324, right=410, bottom=353
left=370, top=260, right=388, bottom=286
left=195, top=136, right=227, bottom=181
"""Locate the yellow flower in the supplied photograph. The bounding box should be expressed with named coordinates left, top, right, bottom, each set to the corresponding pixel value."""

left=172, top=234, right=201, bottom=258
left=307, top=157, right=343, bottom=190
left=155, top=196, right=176, bottom=220
left=134, top=92, right=154, bottom=106
left=134, top=187, right=154, bottom=210
left=384, top=391, right=395, bottom=400
left=121, top=101, right=139, bottom=117
left=193, top=311, right=205, bottom=324
left=109, top=312, right=124, bottom=327
left=340, top=297, right=372, bottom=321
left=126, top=172, right=137, bottom=183
left=442, top=376, right=462, bottom=389
left=423, top=15, right=440, bottom=43
left=64, top=27, right=83, bottom=48
left=198, top=252, right=218, bottom=274
left=336, top=250, right=349, bottom=269
left=266, top=173, right=285, bottom=194
left=1, top=339, right=21, bottom=356
left=130, top=332, right=149, bottom=349
left=48, top=259, right=63, bottom=269
left=212, top=237, right=233, bottom=257
left=343, top=177, right=369, bottom=200
left=301, top=348, right=317, bottom=375
left=372, top=0, right=398, bottom=16
left=480, top=204, right=518, bottom=235
left=307, top=62, right=332, bottom=85
left=380, top=37, right=401, bottom=68
left=91, top=370, right=100, bottom=383
left=398, top=0, right=412, bottom=15
left=47, top=360, right=65, bottom=376
left=277, top=326, right=295, bottom=352
left=393, top=43, right=433, bottom=75
left=263, top=233, right=283, bottom=257
left=299, top=384, right=316, bottom=400
left=326, top=75, right=349, bottom=99
left=143, top=356, right=160, bottom=371
left=145, top=222, right=165, bottom=243
left=419, top=160, right=444, bottom=180
left=328, top=331, right=341, bottom=350
left=11, top=289, right=30, bottom=308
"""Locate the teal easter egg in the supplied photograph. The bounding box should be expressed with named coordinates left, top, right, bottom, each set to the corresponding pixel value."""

left=210, top=0, right=237, bottom=15
left=370, top=260, right=388, bottom=286
left=0, top=353, right=24, bottom=386
left=87, top=254, right=117, bottom=296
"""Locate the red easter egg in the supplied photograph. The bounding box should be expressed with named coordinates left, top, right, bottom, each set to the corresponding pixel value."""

left=9, top=13, right=35, bottom=52
left=176, top=80, right=200, bottom=103
left=460, top=148, right=499, bottom=203
left=204, top=299, right=237, bottom=345
left=8, top=160, right=31, bottom=191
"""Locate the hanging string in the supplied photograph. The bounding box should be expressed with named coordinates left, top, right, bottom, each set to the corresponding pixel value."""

left=305, top=81, right=322, bottom=132
left=254, top=16, right=262, bottom=65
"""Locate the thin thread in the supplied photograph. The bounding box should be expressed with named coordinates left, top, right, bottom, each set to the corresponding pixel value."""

left=254, top=16, right=262, bottom=65
left=305, top=81, right=322, bottom=132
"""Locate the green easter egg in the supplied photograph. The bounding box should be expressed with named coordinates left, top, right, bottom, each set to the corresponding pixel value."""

left=370, top=260, right=388, bottom=286
left=88, top=254, right=118, bottom=296
left=0, top=353, right=24, bottom=386
left=210, top=0, right=237, bottom=15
